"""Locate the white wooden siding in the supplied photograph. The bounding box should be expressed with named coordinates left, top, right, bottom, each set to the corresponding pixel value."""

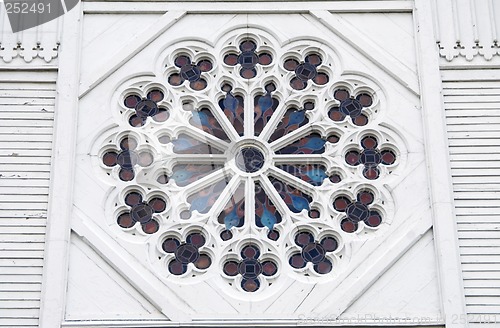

left=443, top=69, right=500, bottom=324
left=0, top=70, right=56, bottom=327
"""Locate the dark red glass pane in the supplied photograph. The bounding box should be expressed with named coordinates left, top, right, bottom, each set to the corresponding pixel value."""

left=329, top=174, right=342, bottom=183
left=162, top=237, right=180, bottom=253
left=267, top=230, right=280, bottom=241
left=321, top=237, right=338, bottom=252
left=240, top=40, right=257, bottom=52
left=265, top=82, right=276, bottom=92
left=125, top=191, right=142, bottom=206
left=124, top=95, right=141, bottom=108
left=361, top=136, right=378, bottom=149
left=197, top=59, right=213, bottom=72
left=363, top=167, right=380, bottom=180
left=168, top=73, right=183, bottom=86
left=158, top=135, right=170, bottom=144
left=129, top=114, right=145, bottom=127
left=147, top=90, right=164, bottom=102
left=327, top=134, right=339, bottom=143
left=223, top=261, right=239, bottom=276
left=153, top=109, right=169, bottom=122
left=334, top=89, right=350, bottom=101
left=120, top=137, right=138, bottom=151
left=241, top=245, right=260, bottom=259
left=309, top=209, right=320, bottom=219
left=102, top=151, right=118, bottom=167
left=157, top=174, right=169, bottom=184
left=220, top=229, right=233, bottom=241
left=261, top=261, right=278, bottom=276
left=240, top=68, right=256, bottom=79
left=345, top=151, right=360, bottom=166
left=224, top=54, right=239, bottom=66
left=149, top=197, right=166, bottom=213
left=356, top=93, right=373, bottom=107
left=221, top=83, right=232, bottom=92
left=290, top=77, right=306, bottom=90
left=333, top=196, right=350, bottom=212
left=357, top=191, right=374, bottom=205
left=258, top=53, right=272, bottom=65
left=142, top=220, right=159, bottom=234
left=314, top=260, right=332, bottom=274
left=289, top=253, right=306, bottom=269
left=138, top=151, right=154, bottom=167
left=341, top=219, right=358, bottom=233
left=190, top=79, right=207, bottom=91
left=313, top=72, right=329, bottom=85
left=381, top=150, right=396, bottom=165
left=305, top=53, right=322, bottom=66
left=329, top=107, right=345, bottom=122
left=295, top=231, right=314, bottom=247
left=117, top=213, right=135, bottom=228
left=174, top=55, right=191, bottom=67
left=304, top=101, right=315, bottom=110
left=242, top=279, right=260, bottom=292
left=180, top=210, right=191, bottom=220
left=119, top=169, right=135, bottom=181
left=169, top=260, right=187, bottom=275
left=195, top=254, right=211, bottom=269
left=284, top=58, right=299, bottom=71
left=366, top=211, right=382, bottom=227
left=187, top=232, right=205, bottom=248
left=353, top=114, right=368, bottom=126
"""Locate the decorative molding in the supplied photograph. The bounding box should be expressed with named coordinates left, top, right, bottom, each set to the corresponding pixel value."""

left=434, top=0, right=500, bottom=62
left=0, top=9, right=61, bottom=64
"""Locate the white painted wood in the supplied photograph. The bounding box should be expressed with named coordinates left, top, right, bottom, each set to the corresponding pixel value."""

left=414, top=1, right=469, bottom=327
left=38, top=4, right=83, bottom=328
left=443, top=69, right=500, bottom=325
left=0, top=69, right=56, bottom=328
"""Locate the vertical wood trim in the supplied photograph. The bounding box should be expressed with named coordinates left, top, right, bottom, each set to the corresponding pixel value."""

left=414, top=0, right=468, bottom=327
left=451, top=0, right=461, bottom=43
left=38, top=4, right=83, bottom=328
left=469, top=0, right=479, bottom=43
left=488, top=0, right=497, bottom=43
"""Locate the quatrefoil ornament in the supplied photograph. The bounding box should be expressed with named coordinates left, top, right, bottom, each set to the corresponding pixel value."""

left=168, top=55, right=213, bottom=90
left=333, top=189, right=382, bottom=233
left=117, top=191, right=167, bottom=234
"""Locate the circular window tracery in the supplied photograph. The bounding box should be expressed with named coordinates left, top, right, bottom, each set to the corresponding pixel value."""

left=98, top=34, right=403, bottom=294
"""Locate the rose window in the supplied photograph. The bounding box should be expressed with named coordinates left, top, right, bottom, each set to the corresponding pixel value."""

left=97, top=36, right=403, bottom=294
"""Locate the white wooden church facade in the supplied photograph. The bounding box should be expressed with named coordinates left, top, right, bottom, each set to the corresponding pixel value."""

left=0, top=1, right=499, bottom=327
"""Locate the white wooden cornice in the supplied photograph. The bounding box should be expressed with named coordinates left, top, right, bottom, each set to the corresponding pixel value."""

left=0, top=10, right=61, bottom=64
left=434, top=0, right=500, bottom=63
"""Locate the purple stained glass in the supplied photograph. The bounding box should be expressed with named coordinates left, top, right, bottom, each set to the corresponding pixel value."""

left=235, top=147, right=265, bottom=173
left=190, top=108, right=230, bottom=142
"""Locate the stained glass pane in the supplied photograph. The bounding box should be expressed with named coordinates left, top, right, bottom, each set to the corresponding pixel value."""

left=217, top=183, right=245, bottom=230
left=269, top=176, right=312, bottom=213
left=276, top=164, right=328, bottom=186
left=171, top=163, right=224, bottom=187
left=275, top=133, right=326, bottom=155
left=254, top=93, right=279, bottom=136
left=268, top=108, right=309, bottom=142
left=255, top=182, right=282, bottom=229
left=188, top=178, right=230, bottom=214
left=172, top=133, right=224, bottom=154
left=189, top=108, right=230, bottom=142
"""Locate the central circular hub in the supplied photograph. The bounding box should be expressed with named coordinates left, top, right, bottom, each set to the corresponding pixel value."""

left=235, top=146, right=265, bottom=173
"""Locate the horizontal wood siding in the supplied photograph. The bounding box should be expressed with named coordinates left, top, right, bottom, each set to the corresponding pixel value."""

left=0, top=70, right=56, bottom=327
left=443, top=69, right=500, bottom=324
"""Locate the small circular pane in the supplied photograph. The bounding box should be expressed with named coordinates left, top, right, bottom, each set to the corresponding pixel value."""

left=314, top=259, right=332, bottom=274
left=187, top=232, right=206, bottom=248
left=345, top=151, right=360, bottom=166
left=190, top=79, right=207, bottom=91
left=341, top=219, right=358, bottom=233
left=258, top=53, right=273, bottom=65
left=241, top=245, right=260, bottom=259
left=295, top=231, right=314, bottom=247
left=223, top=261, right=239, bottom=276
left=175, top=244, right=200, bottom=264
left=194, top=254, right=212, bottom=270
left=117, top=213, right=135, bottom=228
left=119, top=169, right=135, bottom=181
left=168, top=73, right=183, bottom=86
left=124, top=95, right=141, bottom=108
left=238, top=259, right=263, bottom=279
left=220, top=230, right=233, bottom=241
left=174, top=55, right=191, bottom=67
left=142, top=220, right=159, bottom=234
left=197, top=59, right=213, bottom=72
left=162, top=238, right=180, bottom=253
left=168, top=260, right=187, bottom=275
left=125, top=191, right=143, bottom=206
left=356, top=93, right=373, bottom=107
left=302, top=242, right=326, bottom=264
left=239, top=40, right=257, bottom=52
left=290, top=77, right=306, bottom=90
left=130, top=203, right=154, bottom=223
left=334, top=89, right=350, bottom=101
left=366, top=211, right=382, bottom=227
left=267, top=230, right=280, bottom=241
left=224, top=54, right=239, bottom=66
left=321, top=237, right=338, bottom=252
left=381, top=150, right=396, bottom=165
left=148, top=197, right=167, bottom=213
left=241, top=279, right=260, bottom=292
left=363, top=167, right=380, bottom=180
left=102, top=151, right=118, bottom=167
left=261, top=261, right=278, bottom=276
left=289, top=253, right=306, bottom=269
left=235, top=147, right=265, bottom=173
left=147, top=90, right=164, bottom=102
left=361, top=136, right=378, bottom=149
left=333, top=196, right=351, bottom=212
left=357, top=191, right=374, bottom=205
left=305, top=53, right=322, bottom=66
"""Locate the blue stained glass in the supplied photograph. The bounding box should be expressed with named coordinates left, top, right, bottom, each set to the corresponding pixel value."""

left=219, top=93, right=245, bottom=136
left=255, top=182, right=282, bottom=229
left=269, top=177, right=312, bottom=213
left=171, top=164, right=224, bottom=187
left=188, top=178, right=230, bottom=214
left=276, top=164, right=328, bottom=186
left=190, top=108, right=230, bottom=142
left=275, top=133, right=326, bottom=154
left=268, top=108, right=309, bottom=142
left=218, top=183, right=245, bottom=229
left=172, top=133, right=224, bottom=154
left=254, top=93, right=279, bottom=136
